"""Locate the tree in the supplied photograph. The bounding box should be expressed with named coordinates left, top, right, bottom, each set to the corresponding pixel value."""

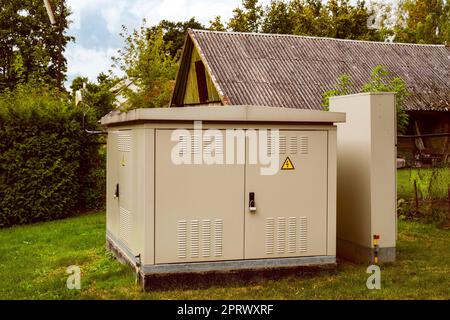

left=321, top=74, right=353, bottom=109
left=70, top=73, right=117, bottom=119
left=228, top=0, right=264, bottom=32
left=0, top=0, right=72, bottom=92
left=153, top=18, right=205, bottom=59
left=231, top=0, right=381, bottom=40
left=112, top=23, right=178, bottom=109
left=262, top=0, right=294, bottom=34
left=288, top=0, right=329, bottom=36
left=394, top=0, right=450, bottom=44
left=361, top=65, right=410, bottom=133
left=209, top=16, right=227, bottom=31
left=322, top=65, right=410, bottom=133
left=326, top=0, right=379, bottom=40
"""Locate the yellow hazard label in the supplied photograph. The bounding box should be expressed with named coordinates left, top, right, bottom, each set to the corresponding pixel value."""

left=281, top=157, right=295, bottom=170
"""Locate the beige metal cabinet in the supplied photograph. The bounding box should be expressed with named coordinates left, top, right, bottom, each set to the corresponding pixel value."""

left=102, top=105, right=345, bottom=285
left=330, top=93, right=396, bottom=263
left=245, top=131, right=328, bottom=259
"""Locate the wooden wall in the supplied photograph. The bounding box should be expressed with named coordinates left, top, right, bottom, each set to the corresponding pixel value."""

left=183, top=47, right=221, bottom=105
left=398, top=111, right=450, bottom=165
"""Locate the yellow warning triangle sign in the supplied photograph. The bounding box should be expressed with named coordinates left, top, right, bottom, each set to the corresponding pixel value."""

left=281, top=156, right=295, bottom=170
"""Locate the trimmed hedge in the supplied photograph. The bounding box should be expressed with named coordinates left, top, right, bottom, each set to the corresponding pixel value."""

left=0, top=84, right=105, bottom=227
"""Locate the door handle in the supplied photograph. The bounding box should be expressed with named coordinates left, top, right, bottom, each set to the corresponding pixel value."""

left=114, top=183, right=119, bottom=199
left=249, top=192, right=256, bottom=212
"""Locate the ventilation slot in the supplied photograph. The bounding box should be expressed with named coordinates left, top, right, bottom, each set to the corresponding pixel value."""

left=177, top=218, right=224, bottom=259
left=202, top=220, right=211, bottom=257
left=299, top=217, right=308, bottom=252
left=287, top=217, right=297, bottom=253
left=177, top=220, right=187, bottom=258
left=289, top=136, right=298, bottom=154
left=192, top=134, right=201, bottom=155
left=267, top=135, right=285, bottom=156
left=203, top=134, right=212, bottom=156
left=300, top=136, right=309, bottom=154
left=203, top=134, right=224, bottom=157
left=190, top=220, right=199, bottom=258
left=276, top=217, right=286, bottom=254
left=265, top=218, right=275, bottom=254
left=119, top=207, right=132, bottom=246
left=117, top=133, right=131, bottom=152
left=214, top=219, right=223, bottom=257
left=265, top=216, right=308, bottom=255
left=279, top=136, right=287, bottom=154
left=179, top=135, right=188, bottom=157
left=215, top=135, right=224, bottom=156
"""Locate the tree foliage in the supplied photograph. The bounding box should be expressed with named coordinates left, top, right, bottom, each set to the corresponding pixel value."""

left=229, top=0, right=380, bottom=40
left=227, top=0, right=450, bottom=44
left=0, top=0, right=72, bottom=92
left=151, top=18, right=205, bottom=59
left=70, top=73, right=117, bottom=119
left=262, top=0, right=293, bottom=34
left=321, top=74, right=353, bottom=109
left=228, top=0, right=264, bottom=32
left=322, top=65, right=410, bottom=133
left=209, top=16, right=227, bottom=31
left=112, top=23, right=179, bottom=109
left=394, top=0, right=450, bottom=44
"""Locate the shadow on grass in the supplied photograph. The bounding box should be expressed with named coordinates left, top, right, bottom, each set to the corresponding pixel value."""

left=144, top=265, right=337, bottom=291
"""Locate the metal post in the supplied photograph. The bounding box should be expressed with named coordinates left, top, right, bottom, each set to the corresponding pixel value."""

left=414, top=179, right=419, bottom=213
left=448, top=185, right=450, bottom=217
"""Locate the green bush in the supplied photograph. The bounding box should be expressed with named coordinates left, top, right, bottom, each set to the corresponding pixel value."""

left=0, top=84, right=105, bottom=227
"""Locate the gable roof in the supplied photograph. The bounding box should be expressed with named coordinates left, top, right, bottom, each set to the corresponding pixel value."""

left=171, top=29, right=450, bottom=111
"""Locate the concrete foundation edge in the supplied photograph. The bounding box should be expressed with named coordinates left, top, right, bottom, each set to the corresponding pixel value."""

left=106, top=233, right=336, bottom=287
left=337, top=237, right=396, bottom=264
left=142, top=255, right=336, bottom=274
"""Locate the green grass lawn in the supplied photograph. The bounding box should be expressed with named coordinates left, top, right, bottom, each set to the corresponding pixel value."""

left=0, top=211, right=449, bottom=299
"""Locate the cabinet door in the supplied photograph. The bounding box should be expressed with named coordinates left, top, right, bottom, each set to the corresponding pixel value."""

left=245, top=130, right=328, bottom=259
left=155, top=129, right=245, bottom=264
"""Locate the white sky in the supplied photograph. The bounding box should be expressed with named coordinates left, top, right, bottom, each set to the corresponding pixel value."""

left=65, top=0, right=272, bottom=86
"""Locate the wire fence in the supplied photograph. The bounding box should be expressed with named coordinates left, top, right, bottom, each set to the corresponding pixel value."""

left=397, top=166, right=450, bottom=226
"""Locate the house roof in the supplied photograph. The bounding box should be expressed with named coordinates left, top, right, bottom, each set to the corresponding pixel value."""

left=171, top=29, right=450, bottom=111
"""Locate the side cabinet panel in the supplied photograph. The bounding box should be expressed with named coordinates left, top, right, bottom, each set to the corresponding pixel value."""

left=106, top=130, right=120, bottom=238
left=117, top=130, right=133, bottom=251
left=155, top=129, right=245, bottom=264
left=245, top=130, right=328, bottom=259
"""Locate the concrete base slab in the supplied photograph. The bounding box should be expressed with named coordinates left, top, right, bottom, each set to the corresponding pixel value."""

left=337, top=238, right=396, bottom=264
left=106, top=235, right=337, bottom=291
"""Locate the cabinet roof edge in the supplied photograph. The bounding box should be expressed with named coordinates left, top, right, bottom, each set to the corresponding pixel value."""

left=100, top=105, right=346, bottom=126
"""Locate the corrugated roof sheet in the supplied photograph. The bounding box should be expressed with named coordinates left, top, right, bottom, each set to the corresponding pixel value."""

left=178, top=29, right=450, bottom=111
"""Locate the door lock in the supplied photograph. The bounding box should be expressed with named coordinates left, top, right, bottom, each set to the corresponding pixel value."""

left=249, top=192, right=256, bottom=212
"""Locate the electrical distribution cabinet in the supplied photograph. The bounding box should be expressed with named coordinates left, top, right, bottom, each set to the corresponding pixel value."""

left=102, top=105, right=345, bottom=288
left=329, top=93, right=396, bottom=263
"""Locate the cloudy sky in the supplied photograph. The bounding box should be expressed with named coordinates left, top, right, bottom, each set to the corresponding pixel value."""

left=65, top=0, right=271, bottom=86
